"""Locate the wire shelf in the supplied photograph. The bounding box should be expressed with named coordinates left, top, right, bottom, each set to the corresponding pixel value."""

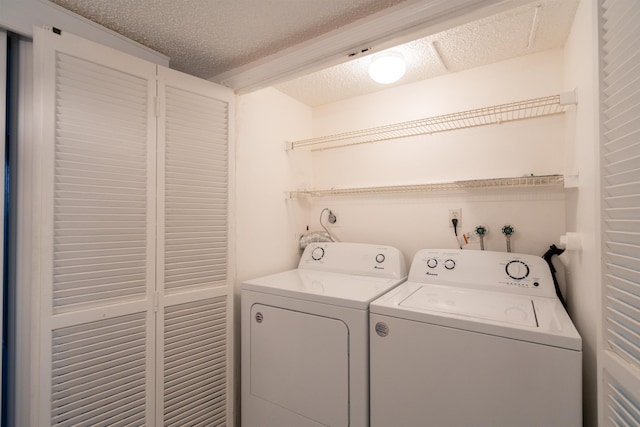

left=288, top=93, right=574, bottom=151
left=288, top=174, right=565, bottom=198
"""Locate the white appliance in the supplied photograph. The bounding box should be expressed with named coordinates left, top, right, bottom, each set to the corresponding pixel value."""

left=242, top=242, right=407, bottom=427
left=370, top=249, right=582, bottom=427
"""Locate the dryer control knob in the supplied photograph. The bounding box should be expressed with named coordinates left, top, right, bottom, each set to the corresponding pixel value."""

left=444, top=259, right=456, bottom=270
left=426, top=258, right=438, bottom=268
left=311, top=247, right=325, bottom=261
left=375, top=254, right=386, bottom=263
left=505, top=260, right=530, bottom=280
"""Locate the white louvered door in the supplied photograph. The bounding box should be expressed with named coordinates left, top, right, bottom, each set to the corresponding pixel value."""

left=35, top=27, right=157, bottom=426
left=34, top=28, right=233, bottom=426
left=599, top=0, right=640, bottom=425
left=157, top=67, right=234, bottom=426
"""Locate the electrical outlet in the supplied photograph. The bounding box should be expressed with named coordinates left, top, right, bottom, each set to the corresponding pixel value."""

left=328, top=210, right=342, bottom=228
left=328, top=210, right=337, bottom=224
left=449, top=208, right=461, bottom=227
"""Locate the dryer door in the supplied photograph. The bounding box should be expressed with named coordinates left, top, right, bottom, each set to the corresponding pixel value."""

left=250, top=304, right=349, bottom=427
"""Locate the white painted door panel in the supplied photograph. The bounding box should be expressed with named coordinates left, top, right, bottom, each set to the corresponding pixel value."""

left=157, top=65, right=234, bottom=426
left=599, top=0, right=640, bottom=424
left=34, top=26, right=157, bottom=426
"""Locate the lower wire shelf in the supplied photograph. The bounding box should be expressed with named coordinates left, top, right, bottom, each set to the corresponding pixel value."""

left=287, top=174, right=566, bottom=198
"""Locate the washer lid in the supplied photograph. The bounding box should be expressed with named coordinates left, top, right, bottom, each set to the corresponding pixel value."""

left=242, top=269, right=406, bottom=310
left=400, top=286, right=537, bottom=327
left=371, top=282, right=581, bottom=350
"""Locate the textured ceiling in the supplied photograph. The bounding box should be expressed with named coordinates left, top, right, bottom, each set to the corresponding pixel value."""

left=47, top=0, right=407, bottom=79
left=47, top=0, right=578, bottom=107
left=275, top=0, right=579, bottom=106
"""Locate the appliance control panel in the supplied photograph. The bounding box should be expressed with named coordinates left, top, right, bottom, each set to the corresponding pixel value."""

left=407, top=249, right=556, bottom=297
left=299, top=242, right=407, bottom=280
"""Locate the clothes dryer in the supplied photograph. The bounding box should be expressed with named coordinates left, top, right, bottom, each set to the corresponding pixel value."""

left=242, top=242, right=407, bottom=427
left=370, top=249, right=582, bottom=427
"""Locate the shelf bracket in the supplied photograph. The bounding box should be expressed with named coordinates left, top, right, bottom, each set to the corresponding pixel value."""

left=560, top=89, right=578, bottom=106
left=564, top=173, right=579, bottom=188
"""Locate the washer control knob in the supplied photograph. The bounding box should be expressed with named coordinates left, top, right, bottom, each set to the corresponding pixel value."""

left=444, top=259, right=456, bottom=270
left=426, top=258, right=438, bottom=268
left=505, top=260, right=530, bottom=280
left=376, top=253, right=385, bottom=263
left=311, top=247, right=325, bottom=261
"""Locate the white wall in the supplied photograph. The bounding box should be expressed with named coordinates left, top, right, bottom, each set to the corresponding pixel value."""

left=235, top=88, right=313, bottom=283
left=306, top=49, right=569, bottom=266
left=562, top=0, right=599, bottom=425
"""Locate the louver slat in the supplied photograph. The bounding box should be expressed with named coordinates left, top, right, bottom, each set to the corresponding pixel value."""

left=164, top=298, right=227, bottom=426
left=51, top=313, right=147, bottom=426
left=606, top=242, right=640, bottom=259
left=163, top=84, right=228, bottom=293
left=53, top=52, right=149, bottom=312
left=605, top=375, right=640, bottom=425
left=601, top=0, right=640, bottom=421
left=605, top=169, right=640, bottom=188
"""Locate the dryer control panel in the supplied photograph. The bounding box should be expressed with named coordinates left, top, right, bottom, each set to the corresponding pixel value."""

left=407, top=249, right=556, bottom=297
left=299, top=242, right=407, bottom=280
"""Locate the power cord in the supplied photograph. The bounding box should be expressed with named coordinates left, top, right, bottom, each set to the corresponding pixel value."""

left=452, top=218, right=462, bottom=249
left=542, top=244, right=567, bottom=309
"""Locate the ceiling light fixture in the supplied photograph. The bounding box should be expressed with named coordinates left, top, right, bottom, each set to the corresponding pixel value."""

left=368, top=52, right=406, bottom=84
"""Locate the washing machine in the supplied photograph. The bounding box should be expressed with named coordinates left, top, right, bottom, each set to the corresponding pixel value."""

left=241, top=242, right=407, bottom=427
left=370, top=249, right=582, bottom=427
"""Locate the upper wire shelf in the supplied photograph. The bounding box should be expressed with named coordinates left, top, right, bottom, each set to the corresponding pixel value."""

left=287, top=174, right=566, bottom=199
left=287, top=92, right=577, bottom=152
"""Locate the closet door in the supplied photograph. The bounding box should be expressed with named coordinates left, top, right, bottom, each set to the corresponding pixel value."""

left=599, top=0, right=640, bottom=424
left=156, top=67, right=234, bottom=426
left=34, top=27, right=157, bottom=425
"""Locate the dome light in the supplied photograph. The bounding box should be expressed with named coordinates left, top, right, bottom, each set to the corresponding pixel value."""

left=368, top=53, right=406, bottom=84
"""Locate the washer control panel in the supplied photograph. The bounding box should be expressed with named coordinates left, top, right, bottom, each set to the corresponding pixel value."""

left=408, top=249, right=555, bottom=297
left=299, top=242, right=407, bottom=280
